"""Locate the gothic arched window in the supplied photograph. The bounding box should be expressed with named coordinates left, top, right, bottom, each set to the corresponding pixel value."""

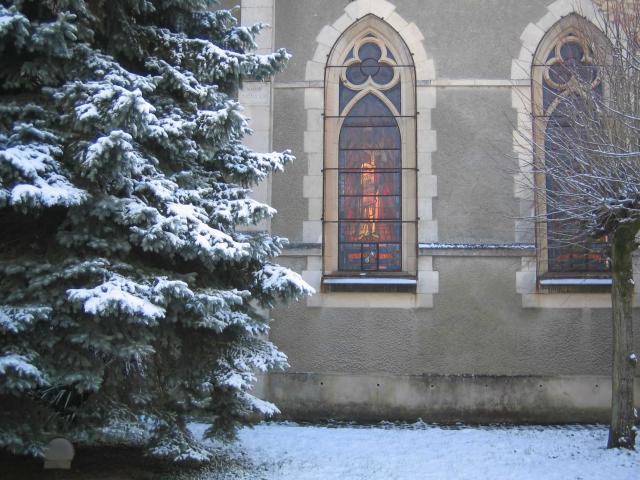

left=532, top=16, right=610, bottom=281
left=323, top=17, right=417, bottom=283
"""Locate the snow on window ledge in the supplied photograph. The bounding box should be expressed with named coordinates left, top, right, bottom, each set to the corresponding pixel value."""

left=537, top=276, right=612, bottom=294
left=322, top=275, right=417, bottom=293
left=539, top=278, right=612, bottom=287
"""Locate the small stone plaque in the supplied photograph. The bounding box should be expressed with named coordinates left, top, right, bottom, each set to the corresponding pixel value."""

left=239, top=82, right=271, bottom=106
left=43, top=438, right=74, bottom=470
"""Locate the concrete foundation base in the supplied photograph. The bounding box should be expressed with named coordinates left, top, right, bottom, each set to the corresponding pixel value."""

left=258, top=372, right=640, bottom=424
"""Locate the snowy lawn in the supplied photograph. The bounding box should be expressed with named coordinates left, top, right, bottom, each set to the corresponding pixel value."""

left=193, top=422, right=640, bottom=480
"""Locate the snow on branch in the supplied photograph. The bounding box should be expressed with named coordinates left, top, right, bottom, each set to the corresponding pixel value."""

left=0, top=0, right=307, bottom=460
left=0, top=353, right=47, bottom=392
left=217, top=144, right=295, bottom=186
left=152, top=278, right=265, bottom=334
left=81, top=130, right=155, bottom=194
left=253, top=263, right=315, bottom=307
left=127, top=199, right=252, bottom=263
left=0, top=6, right=30, bottom=53
left=67, top=275, right=165, bottom=324
left=0, top=306, right=49, bottom=334
left=215, top=339, right=288, bottom=391
left=147, top=426, right=214, bottom=463
left=237, top=391, right=280, bottom=416
left=0, top=124, right=86, bottom=209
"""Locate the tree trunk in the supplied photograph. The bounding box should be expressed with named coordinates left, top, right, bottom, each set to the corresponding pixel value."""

left=608, top=225, right=638, bottom=449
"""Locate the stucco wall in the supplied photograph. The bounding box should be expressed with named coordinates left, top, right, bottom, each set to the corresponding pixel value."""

left=273, top=0, right=551, bottom=82
left=432, top=88, right=518, bottom=243
left=263, top=372, right=638, bottom=423
left=271, top=88, right=307, bottom=242
left=272, top=0, right=340, bottom=82
left=398, top=0, right=548, bottom=79
left=272, top=255, right=624, bottom=376
left=258, top=0, right=640, bottom=421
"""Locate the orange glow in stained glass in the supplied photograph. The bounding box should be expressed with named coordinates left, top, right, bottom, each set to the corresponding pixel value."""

left=338, top=94, right=401, bottom=271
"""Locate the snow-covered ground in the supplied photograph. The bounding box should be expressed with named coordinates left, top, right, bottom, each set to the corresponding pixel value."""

left=193, top=422, right=640, bottom=480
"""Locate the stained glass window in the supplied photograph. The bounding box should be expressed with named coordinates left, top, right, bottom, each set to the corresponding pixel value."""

left=338, top=94, right=402, bottom=271
left=539, top=33, right=610, bottom=274
left=545, top=108, right=609, bottom=273
left=334, top=37, right=404, bottom=272
left=323, top=26, right=416, bottom=277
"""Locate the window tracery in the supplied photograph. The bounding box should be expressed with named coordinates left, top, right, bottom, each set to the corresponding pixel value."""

left=533, top=20, right=610, bottom=279
left=338, top=39, right=402, bottom=271
left=322, top=19, right=417, bottom=279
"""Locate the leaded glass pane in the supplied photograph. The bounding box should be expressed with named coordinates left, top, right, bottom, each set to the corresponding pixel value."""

left=338, top=94, right=402, bottom=271
left=346, top=42, right=394, bottom=86
left=339, top=82, right=358, bottom=112
left=384, top=83, right=401, bottom=112
left=360, top=43, right=381, bottom=60
left=545, top=104, right=609, bottom=274
left=542, top=33, right=610, bottom=275
left=339, top=149, right=401, bottom=170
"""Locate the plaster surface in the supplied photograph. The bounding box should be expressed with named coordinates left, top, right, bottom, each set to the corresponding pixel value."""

left=432, top=88, right=518, bottom=243
left=400, top=0, right=548, bottom=79
left=271, top=88, right=307, bottom=242
left=263, top=0, right=640, bottom=424
left=273, top=0, right=552, bottom=82
left=274, top=0, right=343, bottom=82
left=261, top=372, right=640, bottom=423
left=271, top=256, right=635, bottom=376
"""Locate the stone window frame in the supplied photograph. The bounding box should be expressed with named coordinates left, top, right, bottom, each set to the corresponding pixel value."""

left=322, top=15, right=417, bottom=284
left=531, top=14, right=612, bottom=291
left=511, top=0, right=631, bottom=308
left=301, top=0, right=438, bottom=308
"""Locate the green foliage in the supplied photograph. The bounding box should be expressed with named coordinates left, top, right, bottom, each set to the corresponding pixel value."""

left=0, top=0, right=311, bottom=461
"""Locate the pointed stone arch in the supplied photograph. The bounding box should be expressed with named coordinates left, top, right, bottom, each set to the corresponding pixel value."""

left=306, top=1, right=434, bottom=82
left=323, top=14, right=416, bottom=275
left=512, top=0, right=612, bottom=308
left=301, top=0, right=438, bottom=308
left=511, top=0, right=605, bottom=81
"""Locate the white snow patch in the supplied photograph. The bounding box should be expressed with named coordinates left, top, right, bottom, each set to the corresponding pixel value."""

left=11, top=176, right=86, bottom=207
left=1, top=141, right=85, bottom=209
left=540, top=278, right=612, bottom=286
left=193, top=423, right=640, bottom=480
left=0, top=309, right=33, bottom=333
left=67, top=277, right=164, bottom=321
left=240, top=392, right=280, bottom=416
left=76, top=103, right=100, bottom=122
left=167, top=202, right=208, bottom=223
left=323, top=277, right=416, bottom=286
left=1, top=145, right=49, bottom=176
left=420, top=243, right=535, bottom=250
left=0, top=353, right=45, bottom=383
left=255, top=264, right=315, bottom=296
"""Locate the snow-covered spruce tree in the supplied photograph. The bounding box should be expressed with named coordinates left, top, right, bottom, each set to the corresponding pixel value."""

left=0, top=0, right=312, bottom=461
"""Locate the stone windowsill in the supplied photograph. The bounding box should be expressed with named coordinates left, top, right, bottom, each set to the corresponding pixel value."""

left=322, top=275, right=417, bottom=293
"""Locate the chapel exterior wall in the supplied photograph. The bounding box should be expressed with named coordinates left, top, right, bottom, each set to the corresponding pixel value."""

left=431, top=87, right=518, bottom=243
left=254, top=0, right=640, bottom=422
left=272, top=256, right=620, bottom=376
left=271, top=88, right=307, bottom=241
